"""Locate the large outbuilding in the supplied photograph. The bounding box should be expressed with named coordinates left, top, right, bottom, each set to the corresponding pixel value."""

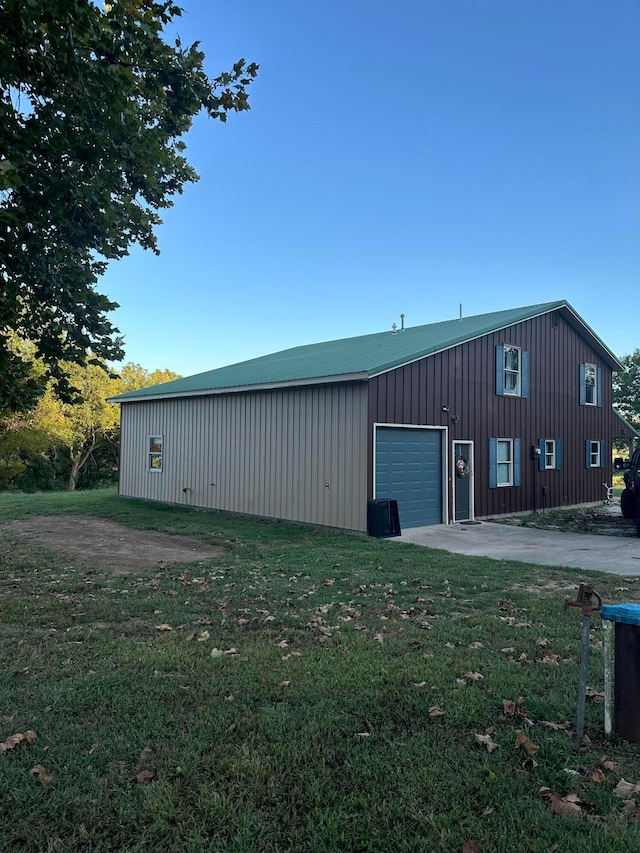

left=110, top=300, right=628, bottom=533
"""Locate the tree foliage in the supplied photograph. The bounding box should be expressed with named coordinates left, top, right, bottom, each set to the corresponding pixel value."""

left=0, top=358, right=181, bottom=491
left=613, top=350, right=640, bottom=429
left=0, top=0, right=257, bottom=410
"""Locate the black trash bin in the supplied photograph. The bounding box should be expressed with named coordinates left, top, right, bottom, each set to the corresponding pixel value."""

left=367, top=499, right=401, bottom=538
left=601, top=603, right=640, bottom=742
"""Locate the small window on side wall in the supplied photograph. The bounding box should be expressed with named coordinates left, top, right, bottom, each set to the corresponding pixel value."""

left=538, top=438, right=563, bottom=471
left=585, top=439, right=605, bottom=469
left=489, top=437, right=521, bottom=487
left=496, top=345, right=529, bottom=398
left=148, top=435, right=163, bottom=472
left=579, top=363, right=602, bottom=407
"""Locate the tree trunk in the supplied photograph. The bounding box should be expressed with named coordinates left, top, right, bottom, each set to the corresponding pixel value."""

left=68, top=451, right=82, bottom=491
left=67, top=434, right=97, bottom=491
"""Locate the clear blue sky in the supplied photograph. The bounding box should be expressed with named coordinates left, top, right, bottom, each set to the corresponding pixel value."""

left=102, top=0, right=640, bottom=377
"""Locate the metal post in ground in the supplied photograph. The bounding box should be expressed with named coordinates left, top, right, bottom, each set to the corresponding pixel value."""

left=564, top=584, right=602, bottom=744
left=603, top=618, right=614, bottom=736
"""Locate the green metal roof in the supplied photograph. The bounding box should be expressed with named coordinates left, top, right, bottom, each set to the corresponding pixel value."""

left=110, top=300, right=621, bottom=402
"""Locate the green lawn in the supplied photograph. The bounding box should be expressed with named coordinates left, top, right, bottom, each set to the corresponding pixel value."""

left=1, top=489, right=640, bottom=852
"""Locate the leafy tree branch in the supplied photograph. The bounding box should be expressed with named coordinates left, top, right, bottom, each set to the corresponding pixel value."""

left=0, top=0, right=257, bottom=410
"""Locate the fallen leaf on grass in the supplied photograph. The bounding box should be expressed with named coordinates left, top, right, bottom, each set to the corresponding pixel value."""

left=591, top=769, right=607, bottom=783
left=211, top=647, right=239, bottom=658
left=500, top=647, right=515, bottom=653
left=88, top=743, right=99, bottom=755
left=30, top=765, right=51, bottom=785
left=468, top=642, right=484, bottom=650
left=462, top=842, right=480, bottom=853
left=0, top=731, right=37, bottom=754
left=196, top=631, right=210, bottom=642
left=355, top=732, right=371, bottom=738
left=462, top=671, right=484, bottom=681
left=374, top=633, right=385, bottom=643
left=428, top=705, right=445, bottom=717
left=540, top=720, right=570, bottom=731
left=622, top=800, right=640, bottom=819
left=586, top=687, right=605, bottom=701
left=155, top=624, right=173, bottom=632
left=602, top=758, right=618, bottom=772
left=136, top=770, right=156, bottom=784
left=278, top=681, right=290, bottom=688
left=474, top=733, right=499, bottom=753
left=139, top=747, right=153, bottom=763
left=514, top=731, right=539, bottom=756
left=614, top=779, right=640, bottom=800
left=503, top=700, right=516, bottom=716
left=550, top=792, right=582, bottom=817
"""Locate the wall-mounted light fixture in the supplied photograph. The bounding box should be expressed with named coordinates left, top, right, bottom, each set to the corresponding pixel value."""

left=442, top=405, right=450, bottom=412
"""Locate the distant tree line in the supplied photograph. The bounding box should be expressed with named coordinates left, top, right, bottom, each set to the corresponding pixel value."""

left=0, top=345, right=179, bottom=492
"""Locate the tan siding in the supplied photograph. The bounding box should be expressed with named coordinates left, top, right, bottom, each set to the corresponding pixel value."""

left=117, top=382, right=369, bottom=531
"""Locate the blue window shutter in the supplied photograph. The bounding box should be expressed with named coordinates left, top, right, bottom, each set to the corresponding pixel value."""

left=579, top=364, right=586, bottom=405
left=556, top=439, right=563, bottom=471
left=600, top=440, right=606, bottom=468
left=597, top=368, right=602, bottom=407
left=585, top=440, right=591, bottom=469
left=489, top=438, right=497, bottom=488
left=538, top=438, right=545, bottom=472
left=521, top=351, right=529, bottom=398
left=514, top=439, right=521, bottom=486
left=496, top=346, right=504, bottom=396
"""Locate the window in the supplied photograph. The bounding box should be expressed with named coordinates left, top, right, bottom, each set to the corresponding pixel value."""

left=585, top=439, right=605, bottom=469
left=538, top=438, right=563, bottom=471
left=489, top=437, right=521, bottom=487
left=504, top=346, right=521, bottom=396
left=544, top=440, right=556, bottom=470
left=584, top=363, right=596, bottom=405
left=496, top=346, right=529, bottom=398
left=580, top=363, right=602, bottom=407
left=497, top=439, right=513, bottom=485
left=148, top=435, right=163, bottom=471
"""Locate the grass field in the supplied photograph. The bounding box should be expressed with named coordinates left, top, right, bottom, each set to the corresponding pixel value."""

left=1, top=489, right=640, bottom=852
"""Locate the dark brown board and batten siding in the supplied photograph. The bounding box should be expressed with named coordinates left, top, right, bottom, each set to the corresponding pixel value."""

left=368, top=310, right=615, bottom=519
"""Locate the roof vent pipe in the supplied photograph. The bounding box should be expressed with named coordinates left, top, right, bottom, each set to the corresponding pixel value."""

left=400, top=313, right=405, bottom=331
left=392, top=322, right=397, bottom=334
left=459, top=303, right=463, bottom=320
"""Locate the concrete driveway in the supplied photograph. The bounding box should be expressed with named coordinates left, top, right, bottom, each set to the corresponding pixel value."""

left=395, top=520, right=640, bottom=576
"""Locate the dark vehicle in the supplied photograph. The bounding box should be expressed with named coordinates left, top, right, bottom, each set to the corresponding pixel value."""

left=621, top=449, right=640, bottom=534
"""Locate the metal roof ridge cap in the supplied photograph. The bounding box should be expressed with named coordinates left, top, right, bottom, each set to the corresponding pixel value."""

left=367, top=304, right=568, bottom=377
